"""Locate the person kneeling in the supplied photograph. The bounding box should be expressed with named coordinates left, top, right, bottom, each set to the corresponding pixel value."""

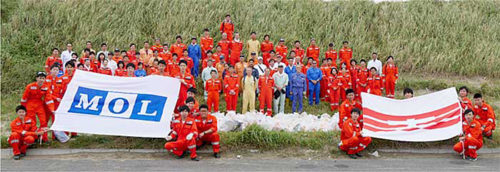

left=195, top=104, right=221, bottom=158
left=339, top=108, right=372, bottom=159
left=454, top=109, right=483, bottom=161
left=165, top=105, right=199, bottom=161
left=8, top=105, right=48, bottom=160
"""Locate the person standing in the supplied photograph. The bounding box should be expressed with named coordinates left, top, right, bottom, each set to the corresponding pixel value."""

left=258, top=68, right=274, bottom=116
left=273, top=65, right=288, bottom=114
left=205, top=70, right=222, bottom=113
left=224, top=66, right=239, bottom=112
left=220, top=14, right=234, bottom=41
left=61, top=43, right=74, bottom=71
left=45, top=48, right=62, bottom=73
left=290, top=65, right=307, bottom=113
left=170, top=36, right=187, bottom=59
left=246, top=32, right=260, bottom=59
left=367, top=52, right=382, bottom=75
left=20, top=72, right=49, bottom=142
left=339, top=41, right=352, bottom=68
left=260, top=35, right=274, bottom=66
left=382, top=56, right=398, bottom=98
left=306, top=39, right=320, bottom=63
left=188, top=37, right=202, bottom=78
left=284, top=58, right=297, bottom=101
left=472, top=93, right=496, bottom=139
left=241, top=67, right=258, bottom=114
left=307, top=60, right=322, bottom=105
left=229, top=32, right=243, bottom=66
left=201, top=28, right=214, bottom=60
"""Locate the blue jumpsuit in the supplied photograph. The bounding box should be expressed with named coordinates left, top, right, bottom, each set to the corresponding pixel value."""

left=188, top=44, right=202, bottom=77
left=291, top=72, right=307, bottom=113
left=307, top=67, right=322, bottom=105
left=284, top=65, right=297, bottom=101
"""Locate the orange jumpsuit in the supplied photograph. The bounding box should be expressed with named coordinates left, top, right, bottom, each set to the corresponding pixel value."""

left=201, top=36, right=214, bottom=60
left=224, top=74, right=240, bottom=111
left=170, top=43, right=187, bottom=57
left=260, top=41, right=274, bottom=66
left=126, top=50, right=137, bottom=61
left=229, top=39, right=243, bottom=66
left=114, top=68, right=126, bottom=77
left=356, top=68, right=369, bottom=102
left=218, top=40, right=231, bottom=63
left=327, top=75, right=342, bottom=111
left=292, top=47, right=305, bottom=62
left=320, top=65, right=331, bottom=100
left=159, top=50, right=172, bottom=61
left=367, top=74, right=383, bottom=96
left=453, top=119, right=483, bottom=158
left=338, top=72, right=352, bottom=100
left=21, top=82, right=49, bottom=141
left=460, top=97, right=473, bottom=111
left=174, top=73, right=196, bottom=109
left=195, top=114, right=220, bottom=153
left=258, top=75, right=274, bottom=116
left=179, top=56, right=194, bottom=70
left=340, top=118, right=372, bottom=155
left=275, top=45, right=288, bottom=60
left=306, top=45, right=320, bottom=63
left=45, top=75, right=64, bottom=136
left=202, top=56, right=219, bottom=69
left=325, top=49, right=338, bottom=67
left=45, top=56, right=62, bottom=73
left=151, top=44, right=163, bottom=53
left=8, top=117, right=38, bottom=156
left=98, top=67, right=113, bottom=75
left=165, top=117, right=198, bottom=159
left=472, top=102, right=496, bottom=137
left=338, top=99, right=363, bottom=128
left=382, top=64, right=398, bottom=98
left=205, top=78, right=222, bottom=112
left=339, top=47, right=353, bottom=68
left=220, top=21, right=234, bottom=40
left=349, top=66, right=359, bottom=99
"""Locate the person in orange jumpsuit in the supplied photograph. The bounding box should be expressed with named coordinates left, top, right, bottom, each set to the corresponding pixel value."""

left=179, top=49, right=194, bottom=70
left=45, top=48, right=62, bottom=73
left=338, top=63, right=352, bottom=101
left=8, top=105, right=48, bottom=160
left=201, top=28, right=214, bottom=60
left=165, top=105, right=199, bottom=161
left=224, top=66, right=240, bottom=112
left=45, top=64, right=64, bottom=140
left=258, top=68, right=274, bottom=116
left=356, top=59, right=369, bottom=102
left=126, top=43, right=137, bottom=61
left=151, top=38, right=163, bottom=53
left=159, top=43, right=173, bottom=61
left=306, top=39, right=320, bottom=63
left=454, top=109, right=483, bottom=161
left=21, top=72, right=50, bottom=142
left=185, top=97, right=199, bottom=118
left=114, top=61, right=126, bottom=76
left=327, top=68, right=342, bottom=111
left=167, top=54, right=180, bottom=76
left=275, top=38, right=288, bottom=61
left=320, top=59, right=331, bottom=101
left=472, top=93, right=496, bottom=139
left=260, top=34, right=274, bottom=66
left=382, top=56, right=398, bottom=98
left=186, top=87, right=199, bottom=110
left=170, top=35, right=187, bottom=58
left=123, top=63, right=136, bottom=77
left=195, top=104, right=221, bottom=158
left=339, top=41, right=353, bottom=68
left=458, top=86, right=473, bottom=112
left=325, top=43, right=338, bottom=67
left=152, top=60, right=170, bottom=76
left=174, top=60, right=196, bottom=110
left=61, top=61, right=75, bottom=92
left=205, top=70, right=222, bottom=113
left=235, top=56, right=247, bottom=80
left=202, top=50, right=220, bottom=69
left=367, top=67, right=383, bottom=96
left=292, top=41, right=305, bottom=62
left=338, top=89, right=362, bottom=128
left=339, top=108, right=372, bottom=159
left=219, top=14, right=234, bottom=41
left=97, top=59, right=113, bottom=75
left=229, top=32, right=243, bottom=66
left=349, top=59, right=359, bottom=99
left=218, top=33, right=231, bottom=63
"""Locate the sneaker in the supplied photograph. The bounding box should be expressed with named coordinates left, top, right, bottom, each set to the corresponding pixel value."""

left=191, top=157, right=200, bottom=161
left=13, top=155, right=20, bottom=160
left=348, top=154, right=357, bottom=159
left=355, top=153, right=363, bottom=157
left=20, top=153, right=26, bottom=157
left=214, top=153, right=221, bottom=158
left=466, top=157, right=477, bottom=161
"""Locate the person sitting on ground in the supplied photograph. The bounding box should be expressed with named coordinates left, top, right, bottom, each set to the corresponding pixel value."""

left=8, top=105, right=48, bottom=160
left=472, top=93, right=496, bottom=139
left=339, top=108, right=372, bottom=159
left=453, top=109, right=483, bottom=161
left=195, top=104, right=221, bottom=158
left=164, top=105, right=199, bottom=161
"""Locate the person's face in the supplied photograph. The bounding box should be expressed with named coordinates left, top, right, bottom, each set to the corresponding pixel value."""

left=204, top=31, right=210, bottom=36
left=404, top=93, right=413, bottom=99
left=258, top=59, right=263, bottom=64
left=53, top=49, right=59, bottom=55
left=350, top=61, right=356, bottom=66
left=159, top=64, right=166, bottom=70
left=67, top=44, right=73, bottom=50
left=222, top=34, right=227, bottom=39
left=36, top=76, right=45, bottom=83
left=465, top=112, right=474, bottom=122
left=290, top=52, right=296, bottom=58
left=388, top=58, right=394, bottom=64
left=144, top=43, right=150, bottom=48
left=279, top=41, right=284, bottom=45
left=307, top=59, right=313, bottom=65
left=183, top=51, right=188, bottom=57
left=332, top=69, right=337, bottom=75
left=86, top=43, right=92, bottom=48
left=85, top=60, right=90, bottom=66
left=459, top=89, right=468, bottom=97
left=343, top=43, right=348, bottom=47
left=200, top=108, right=208, bottom=118
left=474, top=97, right=483, bottom=106
left=103, top=60, right=108, bottom=66
left=121, top=52, right=127, bottom=57
left=341, top=63, right=347, bottom=70
left=138, top=64, right=143, bottom=69
left=371, top=69, right=377, bottom=75
left=123, top=57, right=129, bottom=62
left=296, top=66, right=302, bottom=72
left=154, top=51, right=159, bottom=56
left=360, top=61, right=366, bottom=67
left=78, top=65, right=84, bottom=70
left=17, top=109, right=26, bottom=119
left=251, top=34, right=256, bottom=39
left=347, top=93, right=355, bottom=101
left=153, top=61, right=158, bottom=66
left=127, top=66, right=134, bottom=72
left=240, top=56, right=245, bottom=62
left=155, top=39, right=161, bottom=45
left=186, top=102, right=194, bottom=109
left=278, top=67, right=284, bottom=73
left=217, top=47, right=222, bottom=51
left=50, top=67, right=59, bottom=76
left=295, top=42, right=300, bottom=48
left=235, top=34, right=240, bottom=39
left=163, top=45, right=168, bottom=50
left=226, top=16, right=231, bottom=21
left=351, top=112, right=359, bottom=121
left=265, top=69, right=270, bottom=76
left=176, top=38, right=182, bottom=43
left=102, top=45, right=107, bottom=50
left=99, top=54, right=105, bottom=60
left=191, top=39, right=196, bottom=44
left=312, top=61, right=317, bottom=67
left=173, top=55, right=177, bottom=60
left=207, top=60, right=213, bottom=66
left=72, top=54, right=77, bottom=59
left=269, top=61, right=275, bottom=66
left=264, top=36, right=269, bottom=41
left=66, top=65, right=74, bottom=73
left=327, top=60, right=332, bottom=65
left=180, top=110, right=189, bottom=118
left=288, top=59, right=293, bottom=64
left=311, top=40, right=316, bottom=45
left=372, top=54, right=377, bottom=59
left=211, top=72, right=217, bottom=78
left=187, top=92, right=195, bottom=98
left=130, top=45, right=136, bottom=50
left=179, top=63, right=187, bottom=71
left=246, top=68, right=252, bottom=75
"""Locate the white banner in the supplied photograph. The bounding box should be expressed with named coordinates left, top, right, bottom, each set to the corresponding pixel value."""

left=361, top=88, right=462, bottom=142
left=51, top=70, right=180, bottom=138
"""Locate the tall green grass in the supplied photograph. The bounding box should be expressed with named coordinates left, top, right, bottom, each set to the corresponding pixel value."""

left=1, top=0, right=500, bottom=95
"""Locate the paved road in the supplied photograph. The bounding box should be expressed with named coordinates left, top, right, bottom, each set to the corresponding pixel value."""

left=2, top=154, right=499, bottom=171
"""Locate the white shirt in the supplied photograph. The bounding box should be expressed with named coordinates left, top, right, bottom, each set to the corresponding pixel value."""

left=202, top=66, right=217, bottom=82
left=61, top=50, right=74, bottom=71
left=254, top=64, right=267, bottom=76
left=367, top=59, right=382, bottom=75
left=107, top=58, right=118, bottom=74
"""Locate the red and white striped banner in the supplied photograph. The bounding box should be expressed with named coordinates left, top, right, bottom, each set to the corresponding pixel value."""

left=361, top=88, right=462, bottom=142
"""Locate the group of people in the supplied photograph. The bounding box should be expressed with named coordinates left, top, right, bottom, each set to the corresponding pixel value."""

left=9, top=14, right=495, bottom=161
